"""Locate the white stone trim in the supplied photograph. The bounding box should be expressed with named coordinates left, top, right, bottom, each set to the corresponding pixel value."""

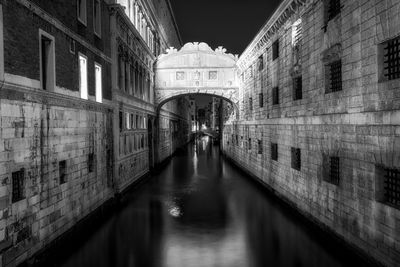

left=39, top=29, right=56, bottom=91
left=4, top=73, right=41, bottom=89
left=0, top=4, right=4, bottom=82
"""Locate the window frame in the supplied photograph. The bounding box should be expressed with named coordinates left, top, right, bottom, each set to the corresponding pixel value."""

left=39, top=29, right=56, bottom=91
left=93, top=0, right=101, bottom=38
left=94, top=62, right=102, bottom=103
left=77, top=0, right=87, bottom=26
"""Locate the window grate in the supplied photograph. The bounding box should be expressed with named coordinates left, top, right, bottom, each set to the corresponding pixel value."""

left=329, top=157, right=340, bottom=185
left=384, top=168, right=400, bottom=207
left=12, top=169, right=25, bottom=203
left=273, top=87, right=279, bottom=105
left=291, top=147, right=301, bottom=171
left=383, top=37, right=400, bottom=80
left=328, top=0, right=341, bottom=20
left=293, top=76, right=302, bottom=100
left=271, top=143, right=278, bottom=161
left=330, top=60, right=342, bottom=92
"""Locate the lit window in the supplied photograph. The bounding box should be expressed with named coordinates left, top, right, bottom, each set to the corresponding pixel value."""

left=292, top=19, right=302, bottom=47
left=93, top=0, right=101, bottom=37
left=39, top=30, right=55, bottom=91
left=126, top=113, right=130, bottom=129
left=79, top=54, right=88, bottom=99
left=77, top=0, right=87, bottom=25
left=95, top=63, right=102, bottom=103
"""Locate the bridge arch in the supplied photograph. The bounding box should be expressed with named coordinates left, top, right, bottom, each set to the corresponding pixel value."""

left=154, top=42, right=240, bottom=114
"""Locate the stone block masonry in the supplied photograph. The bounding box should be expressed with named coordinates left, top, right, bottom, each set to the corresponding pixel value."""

left=223, top=0, right=400, bottom=266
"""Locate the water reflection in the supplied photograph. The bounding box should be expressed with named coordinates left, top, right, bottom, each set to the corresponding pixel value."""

left=47, top=137, right=370, bottom=267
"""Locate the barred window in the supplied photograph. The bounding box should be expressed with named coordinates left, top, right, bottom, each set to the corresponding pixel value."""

left=258, top=140, right=263, bottom=155
left=383, top=168, right=400, bottom=207
left=328, top=0, right=341, bottom=21
left=291, top=147, right=301, bottom=171
left=383, top=37, right=400, bottom=81
left=176, top=71, right=185, bottom=80
left=259, top=93, right=264, bottom=108
left=272, top=40, right=279, bottom=60
left=324, top=156, right=340, bottom=185
left=326, top=60, right=342, bottom=93
left=12, top=169, right=25, bottom=203
left=272, top=87, right=279, bottom=105
left=59, top=160, right=67, bottom=184
left=209, top=71, right=218, bottom=80
left=293, top=76, right=302, bottom=100
left=271, top=143, right=278, bottom=161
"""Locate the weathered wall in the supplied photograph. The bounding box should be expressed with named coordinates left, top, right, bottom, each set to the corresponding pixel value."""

left=222, top=0, right=400, bottom=266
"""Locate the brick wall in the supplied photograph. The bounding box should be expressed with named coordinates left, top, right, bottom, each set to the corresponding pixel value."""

left=222, top=1, right=400, bottom=266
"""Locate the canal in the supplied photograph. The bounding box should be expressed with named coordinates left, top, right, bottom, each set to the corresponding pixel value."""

left=40, top=136, right=371, bottom=267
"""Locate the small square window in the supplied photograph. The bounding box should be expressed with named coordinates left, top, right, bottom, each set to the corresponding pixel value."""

left=291, top=147, right=301, bottom=171
left=12, top=169, right=25, bottom=203
left=271, top=143, right=278, bottom=161
left=209, top=71, right=217, bottom=80
left=176, top=71, right=185, bottom=80
left=59, top=160, right=67, bottom=184
left=272, top=87, right=279, bottom=105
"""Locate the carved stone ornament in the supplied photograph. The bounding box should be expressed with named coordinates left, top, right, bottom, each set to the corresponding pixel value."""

left=321, top=43, right=342, bottom=64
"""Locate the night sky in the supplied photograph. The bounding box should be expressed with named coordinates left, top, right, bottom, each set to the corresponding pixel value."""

left=170, top=0, right=282, bottom=56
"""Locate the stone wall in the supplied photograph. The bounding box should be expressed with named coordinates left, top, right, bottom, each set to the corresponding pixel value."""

left=222, top=0, right=400, bottom=266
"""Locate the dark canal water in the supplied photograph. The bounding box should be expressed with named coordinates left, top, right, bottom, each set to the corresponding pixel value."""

left=43, top=137, right=371, bottom=267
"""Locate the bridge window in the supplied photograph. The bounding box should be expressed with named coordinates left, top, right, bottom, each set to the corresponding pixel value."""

left=293, top=76, right=302, bottom=100
left=271, top=143, right=278, bottom=161
left=12, top=169, right=25, bottom=203
left=272, top=39, right=279, bottom=61
left=176, top=71, right=185, bottom=80
left=209, top=71, right=217, bottom=80
left=59, top=160, right=67, bottom=184
left=291, top=147, right=301, bottom=171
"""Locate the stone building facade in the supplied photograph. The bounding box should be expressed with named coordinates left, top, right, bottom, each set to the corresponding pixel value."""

left=222, top=0, right=400, bottom=266
left=0, top=0, right=190, bottom=265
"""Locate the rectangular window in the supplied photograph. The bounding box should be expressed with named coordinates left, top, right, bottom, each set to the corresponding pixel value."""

left=291, top=147, right=301, bottom=171
left=271, top=143, right=278, bottom=161
left=248, top=138, right=252, bottom=150
left=70, top=39, right=76, bottom=54
left=258, top=55, right=264, bottom=71
left=12, top=169, right=24, bottom=203
left=258, top=140, right=263, bottom=154
left=209, top=71, right=217, bottom=80
left=272, top=87, right=279, bottom=105
left=176, top=71, right=185, bottom=80
left=126, top=113, right=130, bottom=129
left=88, top=153, right=94, bottom=173
left=326, top=60, right=342, bottom=93
left=381, top=167, right=400, bottom=208
left=293, top=76, right=302, bottom=100
left=292, top=19, right=303, bottom=47
left=93, top=0, right=101, bottom=37
left=59, top=160, right=67, bottom=184
left=327, top=156, right=340, bottom=185
left=79, top=53, right=88, bottom=99
left=95, top=63, right=102, bottom=103
left=249, top=97, right=253, bottom=111
left=119, top=111, right=123, bottom=132
left=272, top=39, right=279, bottom=60
left=259, top=93, right=264, bottom=108
left=77, top=0, right=87, bottom=25
left=328, top=0, right=341, bottom=21
left=382, top=37, right=400, bottom=81
left=130, top=113, right=135, bottom=129
left=39, top=30, right=55, bottom=91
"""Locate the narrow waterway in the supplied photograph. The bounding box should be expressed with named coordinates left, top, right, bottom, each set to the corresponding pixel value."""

left=44, top=137, right=370, bottom=267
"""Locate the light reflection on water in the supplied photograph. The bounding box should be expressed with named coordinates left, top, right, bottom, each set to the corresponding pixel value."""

left=45, top=136, right=370, bottom=267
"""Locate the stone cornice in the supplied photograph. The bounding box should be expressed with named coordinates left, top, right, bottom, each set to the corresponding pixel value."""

left=238, top=0, right=309, bottom=71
